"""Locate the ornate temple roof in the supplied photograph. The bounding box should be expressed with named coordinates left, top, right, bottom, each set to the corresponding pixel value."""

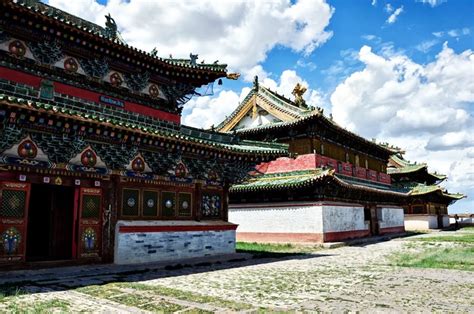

left=230, top=168, right=406, bottom=196
left=4, top=0, right=227, bottom=75
left=0, top=93, right=288, bottom=155
left=216, top=78, right=313, bottom=132
left=388, top=154, right=447, bottom=183
left=216, top=79, right=393, bottom=159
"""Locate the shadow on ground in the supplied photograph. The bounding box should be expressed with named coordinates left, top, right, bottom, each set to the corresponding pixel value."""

left=0, top=251, right=332, bottom=297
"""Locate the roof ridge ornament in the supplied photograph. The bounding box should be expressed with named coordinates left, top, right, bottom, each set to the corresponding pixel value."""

left=104, top=13, right=117, bottom=39
left=292, top=83, right=308, bottom=109
left=253, top=76, right=259, bottom=91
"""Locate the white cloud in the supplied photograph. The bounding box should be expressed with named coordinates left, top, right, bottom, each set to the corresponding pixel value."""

left=415, top=39, right=439, bottom=53
left=48, top=0, right=334, bottom=73
left=385, top=3, right=394, bottom=13
left=432, top=28, right=470, bottom=39
left=330, top=43, right=474, bottom=212
left=371, top=0, right=377, bottom=6
left=416, top=0, right=447, bottom=7
left=386, top=6, right=404, bottom=24
left=184, top=69, right=327, bottom=128
left=182, top=89, right=245, bottom=129
left=296, top=59, right=317, bottom=71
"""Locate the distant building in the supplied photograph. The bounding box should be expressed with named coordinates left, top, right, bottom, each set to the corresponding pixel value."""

left=217, top=78, right=407, bottom=243
left=0, top=0, right=286, bottom=267
left=387, top=151, right=465, bottom=230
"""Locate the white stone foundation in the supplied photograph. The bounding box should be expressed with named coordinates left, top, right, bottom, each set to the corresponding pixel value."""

left=114, top=220, right=236, bottom=265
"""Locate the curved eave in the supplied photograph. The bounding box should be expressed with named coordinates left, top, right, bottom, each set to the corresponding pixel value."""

left=235, top=112, right=393, bottom=157
left=0, top=95, right=288, bottom=156
left=230, top=169, right=407, bottom=197
left=6, top=1, right=227, bottom=79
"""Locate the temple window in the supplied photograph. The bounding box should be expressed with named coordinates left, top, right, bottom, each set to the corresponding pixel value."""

left=202, top=192, right=222, bottom=218
left=320, top=144, right=325, bottom=155
left=355, top=155, right=360, bottom=167
left=178, top=193, right=192, bottom=216
left=345, top=152, right=349, bottom=163
left=365, top=159, right=369, bottom=169
left=142, top=190, right=159, bottom=217
left=161, top=191, right=176, bottom=217
left=120, top=188, right=195, bottom=219
left=122, top=188, right=140, bottom=217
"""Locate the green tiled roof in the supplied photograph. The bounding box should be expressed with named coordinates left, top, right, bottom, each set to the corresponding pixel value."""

left=0, top=93, right=288, bottom=155
left=408, top=183, right=465, bottom=200
left=388, top=154, right=447, bottom=180
left=230, top=169, right=328, bottom=192
left=230, top=168, right=406, bottom=196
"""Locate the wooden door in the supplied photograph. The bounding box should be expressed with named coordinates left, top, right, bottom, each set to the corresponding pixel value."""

left=0, top=182, right=31, bottom=263
left=77, top=188, right=102, bottom=259
left=370, top=206, right=379, bottom=236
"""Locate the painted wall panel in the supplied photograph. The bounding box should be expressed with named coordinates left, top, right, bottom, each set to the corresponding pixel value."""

left=378, top=207, right=404, bottom=229
left=322, top=205, right=368, bottom=232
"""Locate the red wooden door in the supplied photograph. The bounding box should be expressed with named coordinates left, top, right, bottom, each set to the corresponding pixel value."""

left=0, top=182, right=31, bottom=263
left=77, top=188, right=102, bottom=259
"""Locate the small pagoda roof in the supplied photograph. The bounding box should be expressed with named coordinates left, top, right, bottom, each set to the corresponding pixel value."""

left=0, top=93, right=288, bottom=156
left=216, top=82, right=313, bottom=132
left=6, top=0, right=227, bottom=75
left=230, top=168, right=406, bottom=196
left=400, top=182, right=466, bottom=205
left=388, top=154, right=447, bottom=183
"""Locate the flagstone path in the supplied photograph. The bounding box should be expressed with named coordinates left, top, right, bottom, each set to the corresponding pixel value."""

left=0, top=231, right=472, bottom=313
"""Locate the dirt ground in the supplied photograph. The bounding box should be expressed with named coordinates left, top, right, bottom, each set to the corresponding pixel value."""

left=1, top=231, right=473, bottom=313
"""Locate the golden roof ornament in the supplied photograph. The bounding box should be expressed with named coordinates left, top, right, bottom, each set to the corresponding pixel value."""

left=226, top=73, right=241, bottom=80
left=292, top=83, right=308, bottom=109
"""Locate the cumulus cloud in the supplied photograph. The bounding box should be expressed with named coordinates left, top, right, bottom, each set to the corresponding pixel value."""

left=48, top=0, right=334, bottom=73
left=182, top=89, right=246, bottom=129
left=386, top=6, right=404, bottom=24
left=330, top=43, right=474, bottom=212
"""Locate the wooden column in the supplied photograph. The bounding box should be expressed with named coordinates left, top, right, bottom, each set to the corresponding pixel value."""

left=222, top=183, right=230, bottom=222
left=194, top=182, right=202, bottom=221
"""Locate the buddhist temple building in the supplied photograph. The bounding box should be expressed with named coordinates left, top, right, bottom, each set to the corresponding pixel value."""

left=387, top=150, right=465, bottom=230
left=0, top=0, right=287, bottom=267
left=218, top=78, right=407, bottom=243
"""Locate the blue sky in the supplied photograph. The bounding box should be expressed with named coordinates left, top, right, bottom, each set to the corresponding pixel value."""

left=47, top=0, right=473, bottom=213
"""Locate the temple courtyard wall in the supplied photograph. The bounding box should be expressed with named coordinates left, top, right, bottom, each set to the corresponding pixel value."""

left=404, top=214, right=450, bottom=230
left=229, top=202, right=405, bottom=243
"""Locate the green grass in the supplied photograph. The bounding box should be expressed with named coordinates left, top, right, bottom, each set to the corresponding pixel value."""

left=392, top=246, right=474, bottom=271
left=4, top=299, right=70, bottom=313
left=415, top=233, right=474, bottom=243
left=460, top=226, right=474, bottom=232
left=236, top=242, right=321, bottom=258
left=77, top=282, right=253, bottom=311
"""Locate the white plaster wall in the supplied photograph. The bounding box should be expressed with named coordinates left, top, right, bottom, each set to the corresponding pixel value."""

left=404, top=215, right=438, bottom=230
left=378, top=207, right=404, bottom=229
left=229, top=204, right=323, bottom=233
left=450, top=217, right=474, bottom=225
left=442, top=215, right=450, bottom=228
left=322, top=206, right=368, bottom=232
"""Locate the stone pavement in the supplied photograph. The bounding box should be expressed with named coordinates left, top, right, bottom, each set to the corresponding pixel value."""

left=0, top=231, right=472, bottom=312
